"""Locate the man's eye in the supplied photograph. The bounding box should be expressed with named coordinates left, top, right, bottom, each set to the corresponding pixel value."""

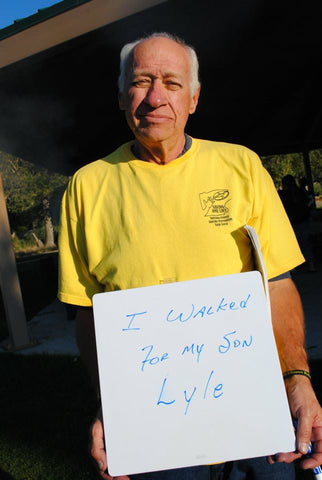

left=166, top=82, right=181, bottom=90
left=133, top=79, right=150, bottom=87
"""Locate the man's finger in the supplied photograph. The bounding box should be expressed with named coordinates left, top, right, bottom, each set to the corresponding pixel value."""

left=89, top=418, right=108, bottom=476
left=301, top=439, right=322, bottom=470
left=271, top=451, right=302, bottom=464
left=296, top=416, right=313, bottom=454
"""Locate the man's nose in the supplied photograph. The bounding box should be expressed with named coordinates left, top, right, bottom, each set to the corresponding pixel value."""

left=144, top=81, right=167, bottom=108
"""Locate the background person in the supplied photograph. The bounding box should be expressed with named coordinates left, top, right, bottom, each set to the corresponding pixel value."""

left=279, top=174, right=316, bottom=272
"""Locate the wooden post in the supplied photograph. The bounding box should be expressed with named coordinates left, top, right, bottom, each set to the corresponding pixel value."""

left=0, top=173, right=30, bottom=350
left=303, top=149, right=316, bottom=208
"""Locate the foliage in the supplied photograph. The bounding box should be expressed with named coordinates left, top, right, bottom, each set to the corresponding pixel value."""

left=11, top=233, right=39, bottom=253
left=261, top=152, right=305, bottom=189
left=310, top=149, right=322, bottom=183
left=261, top=149, right=322, bottom=192
left=0, top=150, right=68, bottom=234
left=314, top=184, right=322, bottom=196
left=11, top=227, right=58, bottom=254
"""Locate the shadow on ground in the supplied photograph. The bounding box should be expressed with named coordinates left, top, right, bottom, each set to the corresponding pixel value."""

left=0, top=353, right=320, bottom=479
left=0, top=354, right=99, bottom=480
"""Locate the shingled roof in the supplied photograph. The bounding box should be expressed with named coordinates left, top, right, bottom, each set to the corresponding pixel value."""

left=0, top=0, right=90, bottom=41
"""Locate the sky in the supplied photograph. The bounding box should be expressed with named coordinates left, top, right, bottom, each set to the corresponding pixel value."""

left=0, top=0, right=60, bottom=29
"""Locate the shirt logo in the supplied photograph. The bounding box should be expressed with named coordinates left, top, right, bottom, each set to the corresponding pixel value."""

left=199, top=189, right=232, bottom=226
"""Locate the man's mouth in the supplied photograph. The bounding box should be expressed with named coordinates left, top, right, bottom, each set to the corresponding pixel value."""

left=139, top=113, right=172, bottom=123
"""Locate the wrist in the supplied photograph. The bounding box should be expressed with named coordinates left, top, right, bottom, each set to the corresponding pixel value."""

left=283, top=372, right=312, bottom=395
left=283, top=369, right=311, bottom=381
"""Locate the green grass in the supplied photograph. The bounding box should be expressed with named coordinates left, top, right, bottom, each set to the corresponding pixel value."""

left=0, top=354, right=99, bottom=480
left=0, top=354, right=320, bottom=479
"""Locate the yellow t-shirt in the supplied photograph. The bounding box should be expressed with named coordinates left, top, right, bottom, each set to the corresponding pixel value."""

left=58, top=138, right=304, bottom=306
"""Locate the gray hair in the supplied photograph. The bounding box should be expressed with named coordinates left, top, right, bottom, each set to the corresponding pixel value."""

left=118, top=32, right=200, bottom=96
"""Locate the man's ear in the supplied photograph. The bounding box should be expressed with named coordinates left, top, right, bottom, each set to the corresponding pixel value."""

left=118, top=91, right=126, bottom=111
left=189, top=85, right=201, bottom=115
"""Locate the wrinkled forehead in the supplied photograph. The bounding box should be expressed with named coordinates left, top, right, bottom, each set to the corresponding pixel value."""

left=126, top=37, right=191, bottom=80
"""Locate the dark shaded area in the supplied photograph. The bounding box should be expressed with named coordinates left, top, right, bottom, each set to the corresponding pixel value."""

left=0, top=252, right=59, bottom=339
left=0, top=354, right=98, bottom=479
left=16, top=251, right=59, bottom=319
left=310, top=360, right=322, bottom=403
left=0, top=469, right=15, bottom=480
left=0, top=0, right=320, bottom=175
left=0, top=352, right=320, bottom=479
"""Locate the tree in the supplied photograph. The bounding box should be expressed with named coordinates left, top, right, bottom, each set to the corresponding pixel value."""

left=260, top=152, right=319, bottom=190
left=310, top=149, right=322, bottom=183
left=0, top=151, right=68, bottom=248
left=43, top=197, right=56, bottom=248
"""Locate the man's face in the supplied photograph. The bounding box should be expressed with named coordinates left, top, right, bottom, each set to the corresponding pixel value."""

left=119, top=37, right=200, bottom=148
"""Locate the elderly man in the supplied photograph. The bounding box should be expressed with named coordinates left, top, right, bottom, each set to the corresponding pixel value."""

left=58, top=33, right=322, bottom=480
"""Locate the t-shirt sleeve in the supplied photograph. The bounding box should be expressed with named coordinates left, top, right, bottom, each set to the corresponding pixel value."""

left=247, top=153, right=305, bottom=279
left=58, top=179, right=104, bottom=306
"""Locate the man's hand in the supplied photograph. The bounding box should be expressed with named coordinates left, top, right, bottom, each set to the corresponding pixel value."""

left=76, top=309, right=130, bottom=478
left=286, top=376, right=322, bottom=469
left=269, top=375, right=322, bottom=468
left=268, top=278, right=322, bottom=468
left=89, top=408, right=130, bottom=480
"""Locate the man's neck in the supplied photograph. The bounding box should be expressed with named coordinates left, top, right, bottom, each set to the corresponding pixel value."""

left=132, top=135, right=187, bottom=165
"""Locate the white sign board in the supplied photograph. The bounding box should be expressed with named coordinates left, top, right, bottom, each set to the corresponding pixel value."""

left=93, top=271, right=295, bottom=476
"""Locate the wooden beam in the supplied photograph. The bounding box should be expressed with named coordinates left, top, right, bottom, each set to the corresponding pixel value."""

left=303, top=150, right=316, bottom=209
left=0, top=173, right=30, bottom=350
